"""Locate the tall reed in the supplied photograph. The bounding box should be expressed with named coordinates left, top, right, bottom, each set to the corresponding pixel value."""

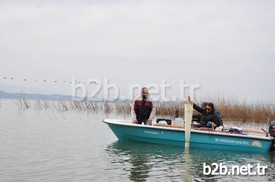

left=13, top=96, right=275, bottom=123
left=17, top=94, right=30, bottom=109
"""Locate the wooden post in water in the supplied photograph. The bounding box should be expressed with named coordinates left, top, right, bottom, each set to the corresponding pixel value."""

left=184, top=103, right=193, bottom=148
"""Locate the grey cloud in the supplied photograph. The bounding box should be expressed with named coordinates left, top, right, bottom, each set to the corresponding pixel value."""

left=0, top=0, right=274, bottom=102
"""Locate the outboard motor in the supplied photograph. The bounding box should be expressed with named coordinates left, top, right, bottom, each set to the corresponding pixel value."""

left=269, top=121, right=275, bottom=137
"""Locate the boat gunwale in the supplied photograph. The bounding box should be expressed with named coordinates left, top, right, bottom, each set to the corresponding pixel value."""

left=103, top=119, right=274, bottom=141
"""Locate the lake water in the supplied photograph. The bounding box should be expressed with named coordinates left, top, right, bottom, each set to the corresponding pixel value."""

left=0, top=100, right=274, bottom=181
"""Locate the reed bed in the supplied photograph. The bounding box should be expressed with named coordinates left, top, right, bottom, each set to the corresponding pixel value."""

left=17, top=95, right=30, bottom=109
left=13, top=95, right=275, bottom=123
left=212, top=98, right=275, bottom=123
left=114, top=102, right=131, bottom=114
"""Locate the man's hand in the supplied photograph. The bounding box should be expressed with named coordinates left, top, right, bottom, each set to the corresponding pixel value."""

left=147, top=120, right=152, bottom=125
left=132, top=119, right=138, bottom=124
left=211, top=122, right=217, bottom=129
left=188, top=96, right=193, bottom=105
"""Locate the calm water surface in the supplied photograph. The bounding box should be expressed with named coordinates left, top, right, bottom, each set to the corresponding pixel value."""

left=0, top=100, right=274, bottom=181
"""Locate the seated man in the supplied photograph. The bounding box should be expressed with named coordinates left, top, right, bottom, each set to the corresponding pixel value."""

left=131, top=87, right=156, bottom=125
left=188, top=97, right=223, bottom=129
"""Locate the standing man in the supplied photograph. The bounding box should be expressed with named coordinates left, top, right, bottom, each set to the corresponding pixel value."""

left=131, top=87, right=156, bottom=125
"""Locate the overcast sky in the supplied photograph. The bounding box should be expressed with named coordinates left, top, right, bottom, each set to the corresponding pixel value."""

left=0, top=0, right=275, bottom=103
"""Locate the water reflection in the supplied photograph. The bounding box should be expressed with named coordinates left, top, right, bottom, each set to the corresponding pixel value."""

left=106, top=141, right=275, bottom=182
left=181, top=147, right=193, bottom=182
left=128, top=150, right=150, bottom=181
left=106, top=141, right=185, bottom=181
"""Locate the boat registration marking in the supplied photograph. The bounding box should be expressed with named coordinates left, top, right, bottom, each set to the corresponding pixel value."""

left=214, top=138, right=263, bottom=148
left=144, top=130, right=162, bottom=135
left=214, top=138, right=250, bottom=146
